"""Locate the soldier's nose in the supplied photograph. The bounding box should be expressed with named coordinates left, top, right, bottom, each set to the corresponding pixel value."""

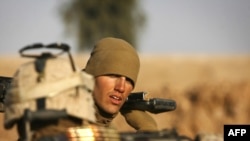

left=114, top=77, right=126, bottom=93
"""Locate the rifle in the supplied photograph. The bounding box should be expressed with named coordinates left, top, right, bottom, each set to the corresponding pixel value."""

left=121, top=92, right=176, bottom=114
left=1, top=77, right=176, bottom=114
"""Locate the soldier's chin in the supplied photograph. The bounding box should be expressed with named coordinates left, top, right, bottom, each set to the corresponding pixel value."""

left=105, top=106, right=120, bottom=115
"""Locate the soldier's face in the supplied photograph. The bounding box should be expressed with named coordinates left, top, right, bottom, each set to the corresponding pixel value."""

left=93, top=74, right=133, bottom=114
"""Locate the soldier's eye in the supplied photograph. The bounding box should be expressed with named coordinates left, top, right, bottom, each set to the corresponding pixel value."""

left=125, top=78, right=133, bottom=86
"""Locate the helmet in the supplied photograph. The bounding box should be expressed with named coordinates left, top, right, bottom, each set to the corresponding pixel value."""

left=4, top=43, right=96, bottom=129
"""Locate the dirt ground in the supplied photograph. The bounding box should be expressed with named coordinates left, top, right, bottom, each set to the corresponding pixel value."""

left=1, top=54, right=250, bottom=140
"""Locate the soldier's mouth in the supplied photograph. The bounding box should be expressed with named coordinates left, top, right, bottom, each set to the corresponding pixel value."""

left=110, top=95, right=122, bottom=105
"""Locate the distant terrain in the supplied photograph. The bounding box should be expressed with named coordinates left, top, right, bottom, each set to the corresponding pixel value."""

left=1, top=54, right=250, bottom=140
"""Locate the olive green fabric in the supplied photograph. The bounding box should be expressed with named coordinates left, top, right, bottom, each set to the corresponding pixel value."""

left=84, top=37, right=140, bottom=86
left=120, top=110, right=158, bottom=131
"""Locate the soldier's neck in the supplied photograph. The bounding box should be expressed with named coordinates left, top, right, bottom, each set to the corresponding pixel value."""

left=94, top=104, right=118, bottom=126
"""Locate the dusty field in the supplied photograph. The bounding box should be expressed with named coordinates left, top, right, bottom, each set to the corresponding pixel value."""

left=1, top=54, right=250, bottom=140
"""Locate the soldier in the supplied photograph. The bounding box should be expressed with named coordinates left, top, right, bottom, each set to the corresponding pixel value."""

left=83, top=37, right=158, bottom=131
left=3, top=38, right=159, bottom=141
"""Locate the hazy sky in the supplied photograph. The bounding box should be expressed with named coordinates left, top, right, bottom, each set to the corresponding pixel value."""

left=0, top=0, right=250, bottom=55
